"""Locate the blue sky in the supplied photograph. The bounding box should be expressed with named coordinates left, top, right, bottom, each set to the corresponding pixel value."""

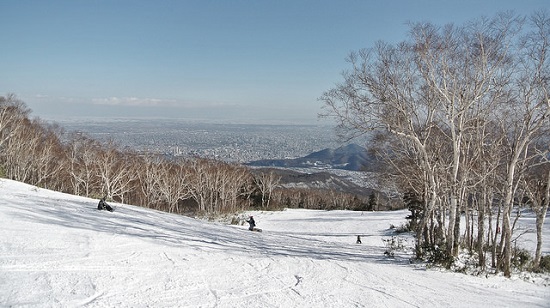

left=1, top=0, right=547, bottom=123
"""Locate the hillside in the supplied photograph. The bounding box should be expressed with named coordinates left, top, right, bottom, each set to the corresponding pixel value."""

left=246, top=143, right=378, bottom=171
left=247, top=144, right=386, bottom=200
left=254, top=167, right=379, bottom=197
left=1, top=179, right=549, bottom=307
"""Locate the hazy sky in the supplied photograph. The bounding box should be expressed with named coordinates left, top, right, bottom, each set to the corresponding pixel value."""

left=1, top=0, right=547, bottom=124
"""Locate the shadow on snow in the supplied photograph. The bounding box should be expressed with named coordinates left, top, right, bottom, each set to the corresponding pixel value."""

left=6, top=192, right=412, bottom=266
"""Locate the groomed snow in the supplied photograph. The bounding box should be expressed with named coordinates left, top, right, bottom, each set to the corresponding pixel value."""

left=0, top=178, right=548, bottom=307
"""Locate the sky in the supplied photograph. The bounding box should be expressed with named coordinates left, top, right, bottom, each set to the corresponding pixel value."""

left=1, top=0, right=548, bottom=124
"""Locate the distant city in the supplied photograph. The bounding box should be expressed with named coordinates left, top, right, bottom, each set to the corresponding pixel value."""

left=54, top=118, right=346, bottom=163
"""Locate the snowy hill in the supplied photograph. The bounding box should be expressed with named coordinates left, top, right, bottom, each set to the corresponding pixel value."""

left=1, top=179, right=549, bottom=307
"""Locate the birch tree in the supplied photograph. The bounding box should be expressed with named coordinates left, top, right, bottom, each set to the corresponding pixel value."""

left=321, top=12, right=550, bottom=274
left=0, top=94, right=29, bottom=152
left=253, top=170, right=281, bottom=209
left=96, top=141, right=136, bottom=203
left=495, top=11, right=550, bottom=276
left=136, top=154, right=164, bottom=210
left=156, top=158, right=192, bottom=213
left=321, top=37, right=447, bottom=257
left=411, top=14, right=520, bottom=257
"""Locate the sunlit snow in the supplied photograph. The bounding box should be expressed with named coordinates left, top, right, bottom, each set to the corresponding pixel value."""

left=1, top=179, right=548, bottom=307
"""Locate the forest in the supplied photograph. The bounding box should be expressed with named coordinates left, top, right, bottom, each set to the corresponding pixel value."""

left=0, top=94, right=373, bottom=216
left=320, top=12, right=549, bottom=277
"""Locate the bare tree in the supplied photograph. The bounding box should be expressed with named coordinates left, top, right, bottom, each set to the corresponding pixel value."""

left=3, top=117, right=37, bottom=182
left=411, top=13, right=520, bottom=257
left=65, top=134, right=103, bottom=197
left=494, top=11, right=550, bottom=276
left=95, top=141, right=137, bottom=203
left=26, top=120, right=67, bottom=190
left=0, top=94, right=30, bottom=152
left=156, top=158, right=192, bottom=213
left=224, top=164, right=253, bottom=212
left=136, top=154, right=165, bottom=210
left=0, top=94, right=31, bottom=179
left=320, top=11, right=549, bottom=275
left=521, top=163, right=550, bottom=269
left=253, top=170, right=281, bottom=209
left=320, top=35, right=448, bottom=257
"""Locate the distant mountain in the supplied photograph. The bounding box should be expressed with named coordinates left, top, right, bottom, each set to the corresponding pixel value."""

left=246, top=143, right=377, bottom=171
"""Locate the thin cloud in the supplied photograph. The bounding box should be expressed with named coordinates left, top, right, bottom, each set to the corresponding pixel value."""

left=91, top=97, right=178, bottom=107
left=91, top=97, right=241, bottom=109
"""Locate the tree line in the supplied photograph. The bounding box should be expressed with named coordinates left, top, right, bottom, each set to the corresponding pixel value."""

left=321, top=11, right=550, bottom=276
left=0, top=94, right=372, bottom=217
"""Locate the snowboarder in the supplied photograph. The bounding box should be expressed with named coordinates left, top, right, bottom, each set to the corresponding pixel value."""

left=246, top=215, right=260, bottom=231
left=246, top=216, right=256, bottom=231
left=97, top=197, right=113, bottom=212
left=356, top=235, right=362, bottom=244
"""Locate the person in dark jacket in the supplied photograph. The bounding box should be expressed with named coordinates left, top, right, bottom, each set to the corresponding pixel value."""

left=246, top=216, right=256, bottom=231
left=97, top=197, right=113, bottom=212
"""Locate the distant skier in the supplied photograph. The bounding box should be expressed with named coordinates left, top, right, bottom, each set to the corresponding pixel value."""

left=246, top=215, right=261, bottom=232
left=97, top=197, right=114, bottom=212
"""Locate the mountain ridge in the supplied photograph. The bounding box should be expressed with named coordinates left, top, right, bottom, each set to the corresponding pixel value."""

left=246, top=143, right=377, bottom=171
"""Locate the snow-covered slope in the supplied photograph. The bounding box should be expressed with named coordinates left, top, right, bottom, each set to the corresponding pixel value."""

left=0, top=179, right=548, bottom=307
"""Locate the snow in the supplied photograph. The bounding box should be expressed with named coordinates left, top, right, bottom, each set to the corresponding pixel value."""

left=0, top=179, right=548, bottom=307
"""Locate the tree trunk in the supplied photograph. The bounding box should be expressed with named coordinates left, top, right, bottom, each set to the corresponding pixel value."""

left=533, top=170, right=550, bottom=268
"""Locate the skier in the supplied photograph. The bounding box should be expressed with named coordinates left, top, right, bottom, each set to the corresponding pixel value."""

left=246, top=215, right=257, bottom=231
left=97, top=197, right=114, bottom=212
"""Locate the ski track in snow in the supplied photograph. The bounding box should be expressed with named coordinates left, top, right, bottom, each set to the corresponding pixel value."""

left=0, top=178, right=549, bottom=307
